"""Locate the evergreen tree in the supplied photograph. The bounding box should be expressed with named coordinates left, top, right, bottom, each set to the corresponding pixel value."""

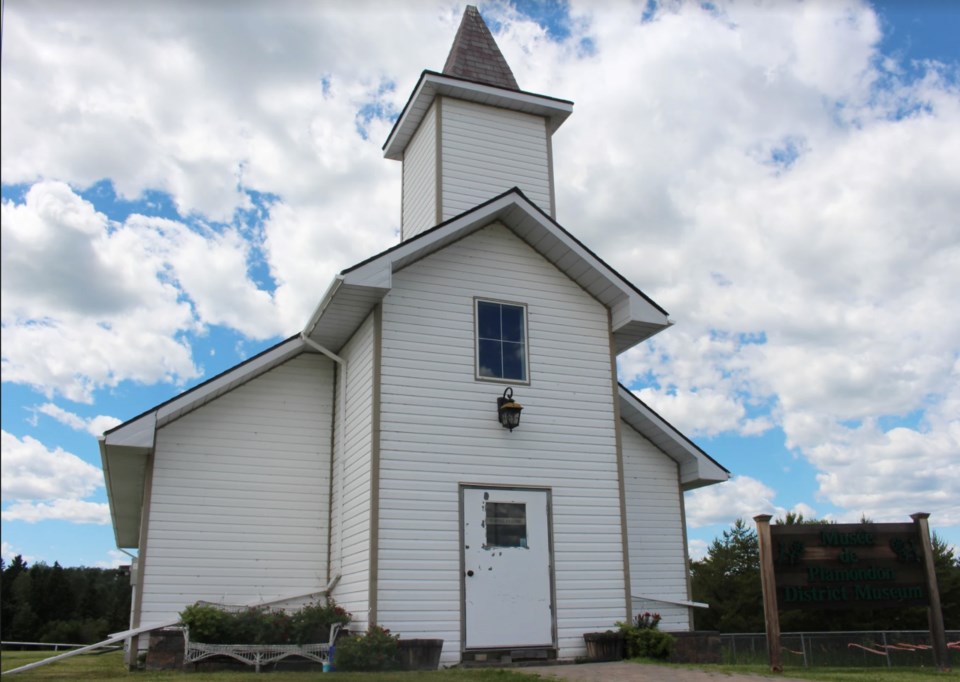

left=690, top=518, right=763, bottom=632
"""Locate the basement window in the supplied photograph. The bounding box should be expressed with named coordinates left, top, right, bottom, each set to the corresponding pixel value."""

left=486, top=502, right=528, bottom=548
left=476, top=300, right=528, bottom=382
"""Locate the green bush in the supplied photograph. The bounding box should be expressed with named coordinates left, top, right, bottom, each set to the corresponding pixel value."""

left=625, top=628, right=674, bottom=659
left=291, top=601, right=351, bottom=645
left=617, top=611, right=674, bottom=660
left=179, top=600, right=350, bottom=645
left=333, top=625, right=400, bottom=671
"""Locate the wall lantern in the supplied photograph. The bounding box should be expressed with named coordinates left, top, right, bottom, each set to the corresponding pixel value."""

left=497, top=387, right=523, bottom=432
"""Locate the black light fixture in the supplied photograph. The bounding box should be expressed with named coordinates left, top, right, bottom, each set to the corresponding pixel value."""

left=497, top=387, right=523, bottom=431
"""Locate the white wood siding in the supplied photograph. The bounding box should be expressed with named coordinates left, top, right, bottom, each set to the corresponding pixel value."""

left=401, top=100, right=438, bottom=241
left=621, top=423, right=692, bottom=631
left=377, top=223, right=622, bottom=663
left=329, top=313, right=376, bottom=630
left=440, top=99, right=552, bottom=220
left=138, top=354, right=334, bottom=626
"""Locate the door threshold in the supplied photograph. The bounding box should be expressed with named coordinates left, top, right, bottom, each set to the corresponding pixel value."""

left=461, top=647, right=557, bottom=666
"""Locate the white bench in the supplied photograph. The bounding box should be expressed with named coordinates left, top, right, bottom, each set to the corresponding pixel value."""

left=184, top=622, right=342, bottom=673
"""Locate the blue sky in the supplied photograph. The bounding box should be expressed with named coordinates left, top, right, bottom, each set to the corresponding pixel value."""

left=2, top=0, right=958, bottom=571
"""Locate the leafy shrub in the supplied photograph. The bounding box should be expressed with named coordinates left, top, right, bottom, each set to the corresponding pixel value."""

left=179, top=600, right=350, bottom=645
left=333, top=625, right=400, bottom=671
left=291, top=601, right=351, bottom=645
left=617, top=612, right=674, bottom=659
left=625, top=628, right=674, bottom=659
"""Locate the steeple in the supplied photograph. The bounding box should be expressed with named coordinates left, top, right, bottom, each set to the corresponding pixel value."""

left=384, top=5, right=573, bottom=241
left=442, top=5, right=519, bottom=91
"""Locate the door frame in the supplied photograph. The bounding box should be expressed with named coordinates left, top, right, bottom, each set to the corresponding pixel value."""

left=459, top=483, right=558, bottom=653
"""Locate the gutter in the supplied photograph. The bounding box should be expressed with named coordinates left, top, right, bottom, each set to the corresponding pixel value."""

left=299, top=332, right=347, bottom=587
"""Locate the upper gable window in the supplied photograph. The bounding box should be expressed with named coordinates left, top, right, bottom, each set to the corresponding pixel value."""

left=476, top=300, right=528, bottom=382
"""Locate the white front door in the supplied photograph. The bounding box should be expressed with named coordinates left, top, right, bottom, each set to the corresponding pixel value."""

left=462, top=486, right=554, bottom=649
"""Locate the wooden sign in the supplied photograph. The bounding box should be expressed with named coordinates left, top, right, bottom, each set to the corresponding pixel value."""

left=754, top=513, right=950, bottom=673
left=770, top=522, right=927, bottom=609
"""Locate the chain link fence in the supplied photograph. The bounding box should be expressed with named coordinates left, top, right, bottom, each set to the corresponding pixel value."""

left=720, top=630, right=959, bottom=668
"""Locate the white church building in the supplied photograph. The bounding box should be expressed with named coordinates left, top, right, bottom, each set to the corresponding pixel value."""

left=100, top=6, right=729, bottom=667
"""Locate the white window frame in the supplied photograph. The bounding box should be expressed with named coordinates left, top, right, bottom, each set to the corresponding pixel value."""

left=474, top=298, right=530, bottom=384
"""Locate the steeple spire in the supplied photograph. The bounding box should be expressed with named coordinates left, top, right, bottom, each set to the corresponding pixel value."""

left=442, top=5, right=519, bottom=91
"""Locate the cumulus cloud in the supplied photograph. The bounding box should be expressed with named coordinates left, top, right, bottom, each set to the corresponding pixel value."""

left=685, top=475, right=818, bottom=528
left=1, top=500, right=110, bottom=525
left=1, top=431, right=103, bottom=501
left=0, top=0, right=957, bottom=545
left=35, top=403, right=121, bottom=437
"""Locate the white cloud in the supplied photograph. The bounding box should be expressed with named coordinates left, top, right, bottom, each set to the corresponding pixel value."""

left=35, top=403, right=121, bottom=437
left=0, top=430, right=103, bottom=501
left=687, top=538, right=709, bottom=562
left=0, top=541, right=35, bottom=565
left=1, top=500, right=110, bottom=525
left=95, top=549, right=134, bottom=570
left=685, top=475, right=819, bottom=529
left=0, top=1, right=957, bottom=541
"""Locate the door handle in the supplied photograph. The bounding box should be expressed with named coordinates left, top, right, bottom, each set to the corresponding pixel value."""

left=466, top=570, right=475, bottom=577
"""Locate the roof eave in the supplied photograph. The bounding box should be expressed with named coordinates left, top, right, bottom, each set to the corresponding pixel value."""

left=618, top=384, right=730, bottom=491
left=383, top=71, right=573, bottom=160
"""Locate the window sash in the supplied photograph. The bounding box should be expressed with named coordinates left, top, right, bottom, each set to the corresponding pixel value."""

left=476, top=300, right=527, bottom=382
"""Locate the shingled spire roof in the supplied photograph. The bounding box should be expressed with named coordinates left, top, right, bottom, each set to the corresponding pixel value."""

left=442, top=5, right=519, bottom=91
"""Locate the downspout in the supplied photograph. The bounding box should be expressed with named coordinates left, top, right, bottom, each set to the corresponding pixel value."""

left=300, top=332, right=347, bottom=592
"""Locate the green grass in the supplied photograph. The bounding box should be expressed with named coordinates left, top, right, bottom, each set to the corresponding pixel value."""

left=0, top=650, right=540, bottom=681
left=2, top=650, right=957, bottom=681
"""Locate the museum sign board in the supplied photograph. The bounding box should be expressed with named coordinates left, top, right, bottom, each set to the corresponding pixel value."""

left=770, top=522, right=927, bottom=609
left=754, top=513, right=949, bottom=673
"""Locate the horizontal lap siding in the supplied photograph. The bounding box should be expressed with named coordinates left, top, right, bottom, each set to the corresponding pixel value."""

left=621, top=424, right=691, bottom=631
left=378, top=224, right=622, bottom=663
left=401, top=101, right=437, bottom=240
left=329, top=313, right=375, bottom=630
left=140, top=354, right=333, bottom=625
left=440, top=98, right=551, bottom=219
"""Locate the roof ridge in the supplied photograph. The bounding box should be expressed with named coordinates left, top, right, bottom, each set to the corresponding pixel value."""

left=442, top=5, right=519, bottom=91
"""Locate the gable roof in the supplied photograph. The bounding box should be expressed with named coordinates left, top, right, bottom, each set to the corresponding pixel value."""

left=442, top=5, right=519, bottom=90
left=303, top=187, right=671, bottom=354
left=618, top=384, right=731, bottom=490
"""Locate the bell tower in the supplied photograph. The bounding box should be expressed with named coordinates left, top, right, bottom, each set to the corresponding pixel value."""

left=383, top=6, right=573, bottom=240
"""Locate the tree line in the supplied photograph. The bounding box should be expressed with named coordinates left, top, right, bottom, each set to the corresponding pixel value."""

left=690, top=516, right=960, bottom=632
left=1, top=556, right=131, bottom=645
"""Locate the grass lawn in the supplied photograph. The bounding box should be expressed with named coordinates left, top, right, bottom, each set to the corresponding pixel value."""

left=2, top=650, right=957, bottom=681
left=1, top=650, right=539, bottom=681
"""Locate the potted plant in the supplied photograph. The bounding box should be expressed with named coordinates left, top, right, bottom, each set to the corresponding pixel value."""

left=582, top=629, right=624, bottom=661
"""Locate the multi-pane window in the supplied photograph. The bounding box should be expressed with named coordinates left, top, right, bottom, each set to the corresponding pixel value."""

left=476, top=300, right=527, bottom=381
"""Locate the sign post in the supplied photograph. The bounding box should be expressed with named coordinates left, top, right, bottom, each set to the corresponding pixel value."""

left=912, top=513, right=950, bottom=672
left=754, top=514, right=782, bottom=673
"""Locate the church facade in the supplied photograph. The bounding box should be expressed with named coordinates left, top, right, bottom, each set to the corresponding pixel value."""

left=101, top=6, right=728, bottom=666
